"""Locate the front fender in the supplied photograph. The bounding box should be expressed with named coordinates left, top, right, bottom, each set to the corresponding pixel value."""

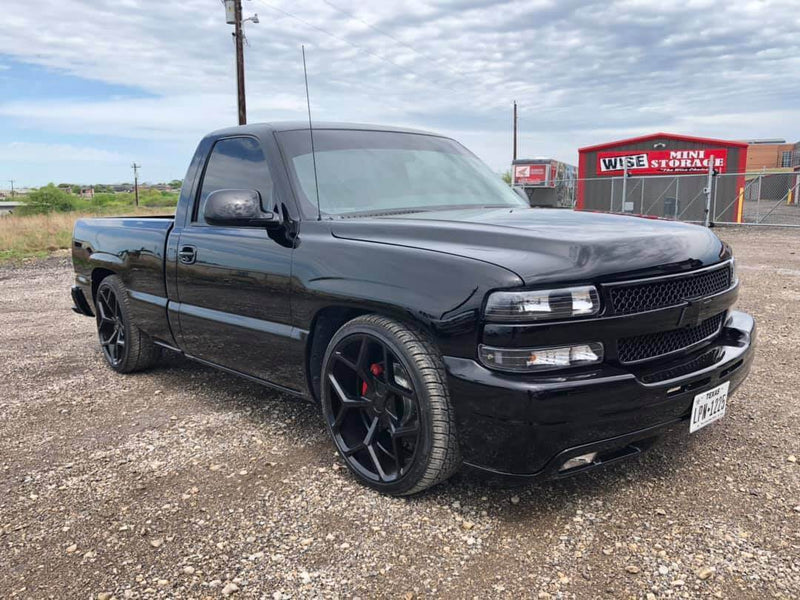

left=291, top=223, right=523, bottom=358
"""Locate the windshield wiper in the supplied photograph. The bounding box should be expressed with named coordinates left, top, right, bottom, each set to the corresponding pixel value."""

left=333, top=207, right=438, bottom=219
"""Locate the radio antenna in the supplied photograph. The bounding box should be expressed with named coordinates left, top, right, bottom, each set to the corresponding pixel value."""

left=302, top=45, right=322, bottom=221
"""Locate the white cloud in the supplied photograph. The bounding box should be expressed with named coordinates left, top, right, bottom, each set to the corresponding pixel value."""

left=0, top=142, right=125, bottom=163
left=0, top=93, right=305, bottom=142
left=0, top=0, right=799, bottom=182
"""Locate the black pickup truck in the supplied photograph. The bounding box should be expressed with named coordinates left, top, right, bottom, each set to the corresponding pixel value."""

left=71, top=122, right=755, bottom=495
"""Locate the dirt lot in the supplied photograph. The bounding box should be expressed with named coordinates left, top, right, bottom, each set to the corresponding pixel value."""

left=1, top=227, right=798, bottom=599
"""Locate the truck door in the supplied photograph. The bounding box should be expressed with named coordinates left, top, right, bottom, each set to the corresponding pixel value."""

left=174, top=135, right=305, bottom=391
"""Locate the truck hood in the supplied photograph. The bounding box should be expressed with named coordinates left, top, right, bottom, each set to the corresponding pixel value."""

left=330, top=207, right=726, bottom=285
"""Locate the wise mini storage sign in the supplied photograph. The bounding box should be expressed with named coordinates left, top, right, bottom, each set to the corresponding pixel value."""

left=597, top=149, right=728, bottom=176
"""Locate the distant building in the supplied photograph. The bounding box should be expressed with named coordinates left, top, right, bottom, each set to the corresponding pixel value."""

left=0, top=188, right=30, bottom=199
left=0, top=201, right=24, bottom=216
left=743, top=139, right=796, bottom=172
left=511, top=158, right=577, bottom=208
left=576, top=132, right=748, bottom=222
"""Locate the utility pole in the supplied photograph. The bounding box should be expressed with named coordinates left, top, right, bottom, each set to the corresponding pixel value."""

left=8, top=180, right=15, bottom=199
left=224, top=0, right=257, bottom=126
left=512, top=101, right=518, bottom=161
left=131, top=163, right=141, bottom=208
left=233, top=0, right=246, bottom=125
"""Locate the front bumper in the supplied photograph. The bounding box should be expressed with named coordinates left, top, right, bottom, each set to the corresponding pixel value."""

left=443, top=310, right=755, bottom=478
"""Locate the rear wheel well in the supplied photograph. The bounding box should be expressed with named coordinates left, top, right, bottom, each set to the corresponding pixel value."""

left=91, top=268, right=116, bottom=302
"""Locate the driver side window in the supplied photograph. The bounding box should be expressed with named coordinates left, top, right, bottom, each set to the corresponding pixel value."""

left=194, top=137, right=273, bottom=224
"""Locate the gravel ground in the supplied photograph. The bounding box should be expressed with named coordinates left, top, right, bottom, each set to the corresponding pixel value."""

left=1, top=227, right=798, bottom=599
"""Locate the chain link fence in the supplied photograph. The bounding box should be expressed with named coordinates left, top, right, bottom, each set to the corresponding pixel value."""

left=714, top=171, right=800, bottom=226
left=553, top=171, right=800, bottom=227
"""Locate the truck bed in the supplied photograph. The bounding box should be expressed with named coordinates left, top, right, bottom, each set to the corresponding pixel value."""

left=72, top=215, right=176, bottom=345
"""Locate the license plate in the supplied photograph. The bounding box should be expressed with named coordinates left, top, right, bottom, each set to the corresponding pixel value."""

left=689, top=381, right=729, bottom=433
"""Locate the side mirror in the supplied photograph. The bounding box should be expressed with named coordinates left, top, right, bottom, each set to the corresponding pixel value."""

left=512, top=186, right=530, bottom=202
left=204, top=189, right=281, bottom=228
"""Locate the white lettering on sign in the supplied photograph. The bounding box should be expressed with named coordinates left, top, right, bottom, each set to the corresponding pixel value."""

left=596, top=148, right=729, bottom=175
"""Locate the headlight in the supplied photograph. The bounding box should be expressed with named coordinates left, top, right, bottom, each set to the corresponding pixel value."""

left=479, top=342, right=604, bottom=373
left=485, top=285, right=600, bottom=322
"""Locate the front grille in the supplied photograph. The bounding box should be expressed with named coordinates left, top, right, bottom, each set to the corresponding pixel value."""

left=617, top=313, right=725, bottom=364
left=609, top=264, right=732, bottom=315
left=640, top=349, right=722, bottom=384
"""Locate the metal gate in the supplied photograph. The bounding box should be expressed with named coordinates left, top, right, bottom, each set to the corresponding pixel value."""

left=562, top=169, right=800, bottom=227
left=713, top=171, right=800, bottom=226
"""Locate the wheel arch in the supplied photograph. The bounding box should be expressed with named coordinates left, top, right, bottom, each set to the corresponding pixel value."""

left=91, top=267, right=117, bottom=302
left=305, top=304, right=437, bottom=403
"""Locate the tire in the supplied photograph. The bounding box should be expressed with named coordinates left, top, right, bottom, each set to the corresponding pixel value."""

left=95, top=275, right=158, bottom=373
left=320, top=315, right=461, bottom=495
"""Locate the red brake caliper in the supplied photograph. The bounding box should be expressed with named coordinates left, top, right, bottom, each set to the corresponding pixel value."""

left=361, top=363, right=384, bottom=395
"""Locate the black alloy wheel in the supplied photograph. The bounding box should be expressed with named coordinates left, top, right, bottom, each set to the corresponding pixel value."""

left=94, top=275, right=158, bottom=373
left=326, top=333, right=420, bottom=483
left=96, top=284, right=126, bottom=367
left=321, top=315, right=461, bottom=495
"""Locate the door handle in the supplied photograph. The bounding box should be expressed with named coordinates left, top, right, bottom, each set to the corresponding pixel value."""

left=178, top=245, right=197, bottom=265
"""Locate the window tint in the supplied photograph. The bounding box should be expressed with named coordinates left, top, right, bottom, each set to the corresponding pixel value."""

left=194, top=137, right=273, bottom=224
left=276, top=129, right=527, bottom=218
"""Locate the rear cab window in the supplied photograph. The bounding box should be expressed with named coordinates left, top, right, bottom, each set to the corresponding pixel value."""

left=193, top=137, right=274, bottom=225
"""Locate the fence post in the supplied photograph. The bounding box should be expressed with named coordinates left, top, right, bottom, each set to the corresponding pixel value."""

left=640, top=178, right=645, bottom=215
left=712, top=171, right=719, bottom=222
left=756, top=172, right=763, bottom=223
left=737, top=186, right=744, bottom=223
left=703, top=156, right=714, bottom=227
left=610, top=177, right=615, bottom=212
left=622, top=162, right=628, bottom=212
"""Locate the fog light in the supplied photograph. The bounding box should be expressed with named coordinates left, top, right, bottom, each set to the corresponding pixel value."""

left=478, top=342, right=603, bottom=373
left=560, top=452, right=598, bottom=472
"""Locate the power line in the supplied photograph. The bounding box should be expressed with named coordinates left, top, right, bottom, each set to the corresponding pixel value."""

left=319, top=0, right=473, bottom=86
left=321, top=0, right=422, bottom=57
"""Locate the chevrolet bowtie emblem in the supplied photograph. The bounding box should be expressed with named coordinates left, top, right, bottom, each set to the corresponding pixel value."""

left=677, top=297, right=713, bottom=327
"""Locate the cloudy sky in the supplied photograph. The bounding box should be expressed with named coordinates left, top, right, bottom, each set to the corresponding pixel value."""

left=1, top=0, right=799, bottom=187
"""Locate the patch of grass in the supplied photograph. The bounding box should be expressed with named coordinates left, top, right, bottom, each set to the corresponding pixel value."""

left=0, top=208, right=171, bottom=264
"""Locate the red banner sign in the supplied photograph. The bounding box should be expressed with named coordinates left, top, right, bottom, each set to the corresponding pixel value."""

left=514, top=164, right=548, bottom=185
left=596, top=149, right=728, bottom=176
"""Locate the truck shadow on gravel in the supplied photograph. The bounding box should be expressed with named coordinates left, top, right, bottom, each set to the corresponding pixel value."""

left=147, top=349, right=698, bottom=522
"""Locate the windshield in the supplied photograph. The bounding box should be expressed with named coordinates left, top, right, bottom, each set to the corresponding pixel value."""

left=276, top=129, right=528, bottom=217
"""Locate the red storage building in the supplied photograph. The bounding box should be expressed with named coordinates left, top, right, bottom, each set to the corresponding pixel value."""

left=576, top=133, right=747, bottom=223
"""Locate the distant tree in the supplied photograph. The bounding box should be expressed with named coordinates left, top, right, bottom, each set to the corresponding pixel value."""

left=501, top=169, right=513, bottom=186
left=18, top=184, right=75, bottom=214
left=168, top=179, right=183, bottom=189
left=71, top=185, right=81, bottom=195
